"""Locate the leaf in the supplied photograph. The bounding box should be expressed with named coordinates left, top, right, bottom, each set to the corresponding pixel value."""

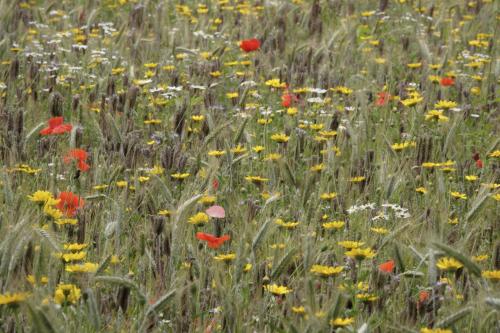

left=95, top=255, right=112, bottom=276
left=271, top=248, right=297, bottom=279
left=206, top=205, right=225, bottom=218
left=94, top=276, right=147, bottom=303
left=435, top=307, right=472, bottom=328
left=432, top=242, right=481, bottom=277
left=252, top=220, right=271, bottom=253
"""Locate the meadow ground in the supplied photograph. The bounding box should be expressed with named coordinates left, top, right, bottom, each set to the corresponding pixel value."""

left=0, top=0, right=499, bottom=332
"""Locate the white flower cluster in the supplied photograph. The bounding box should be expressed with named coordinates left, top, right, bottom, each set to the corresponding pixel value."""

left=347, top=202, right=411, bottom=220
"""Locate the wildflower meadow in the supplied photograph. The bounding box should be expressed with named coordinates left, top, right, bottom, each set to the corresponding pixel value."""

left=0, top=0, right=499, bottom=332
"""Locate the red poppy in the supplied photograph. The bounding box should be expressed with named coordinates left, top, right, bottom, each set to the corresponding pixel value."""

left=375, top=92, right=391, bottom=106
left=40, top=117, right=73, bottom=136
left=378, top=259, right=395, bottom=273
left=212, top=179, right=219, bottom=191
left=440, top=77, right=455, bottom=87
left=472, top=153, right=483, bottom=168
left=56, top=191, right=84, bottom=217
left=239, top=39, right=260, bottom=53
left=281, top=92, right=298, bottom=108
left=196, top=232, right=230, bottom=249
left=417, top=290, right=430, bottom=309
left=63, top=149, right=90, bottom=172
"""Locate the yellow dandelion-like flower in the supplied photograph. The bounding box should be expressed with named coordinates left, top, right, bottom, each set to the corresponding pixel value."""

left=63, top=243, right=88, bottom=251
left=356, top=293, right=378, bottom=301
left=425, top=110, right=449, bottom=122
left=450, top=191, right=467, bottom=200
left=0, top=292, right=30, bottom=306
left=330, top=317, right=354, bottom=327
left=245, top=175, right=269, bottom=184
left=171, top=172, right=190, bottom=180
left=231, top=145, right=247, bottom=154
left=370, top=227, right=389, bottom=235
left=310, top=163, right=325, bottom=172
left=350, top=176, right=366, bottom=183
left=188, top=212, right=209, bottom=225
left=338, top=241, right=364, bottom=249
left=208, top=150, right=226, bottom=157
left=310, top=264, right=344, bottom=277
left=54, top=284, right=81, bottom=305
left=270, top=133, right=290, bottom=143
left=434, top=100, right=457, bottom=109
left=275, top=218, right=300, bottom=229
left=345, top=248, right=376, bottom=260
left=436, top=257, right=463, bottom=271
left=320, top=192, right=337, bottom=200
left=213, top=253, right=236, bottom=262
left=488, top=150, right=500, bottom=158
left=391, top=141, right=416, bottom=152
left=291, top=306, right=306, bottom=314
left=322, top=221, right=345, bottom=230
left=65, top=262, right=99, bottom=273
left=482, top=270, right=500, bottom=280
left=264, top=284, right=292, bottom=295
left=420, top=328, right=452, bottom=333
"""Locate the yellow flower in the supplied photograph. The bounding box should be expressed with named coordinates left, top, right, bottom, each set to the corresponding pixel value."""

left=265, top=79, right=287, bottom=88
left=482, top=270, right=500, bottom=280
left=291, top=306, right=306, bottom=314
left=54, top=284, right=81, bottom=305
left=356, top=293, right=378, bottom=301
left=171, top=172, right=190, bottom=180
left=252, top=146, right=265, bottom=153
left=450, top=191, right=467, bottom=200
left=330, top=86, right=353, bottom=95
left=208, top=150, right=226, bottom=157
left=320, top=192, right=337, bottom=200
left=57, top=251, right=87, bottom=262
left=0, top=292, right=30, bottom=306
left=420, top=328, right=452, bottom=333
left=425, top=110, right=449, bottom=122
left=257, top=118, right=272, bottom=125
left=210, top=71, right=222, bottom=77
left=436, top=257, right=463, bottom=271
left=472, top=254, right=489, bottom=262
left=310, top=163, right=325, bottom=172
left=310, top=264, right=344, bottom=277
left=415, top=187, right=427, bottom=194
left=271, top=133, right=289, bottom=143
left=243, top=263, right=253, bottom=272
left=275, top=218, right=299, bottom=229
left=434, top=100, right=457, bottom=109
left=28, top=191, right=59, bottom=205
left=370, top=227, right=389, bottom=235
left=26, top=275, right=48, bottom=286
left=465, top=175, right=478, bottom=182
left=188, top=212, right=209, bottom=225
left=391, top=141, right=416, bottom=151
left=338, top=241, right=364, bottom=249
left=226, top=92, right=239, bottom=99
left=287, top=107, right=298, bottom=116
left=198, top=195, right=216, bottom=205
left=330, top=317, right=354, bottom=327
left=350, top=176, right=366, bottom=182
left=148, top=165, right=164, bottom=176
left=231, top=145, right=247, bottom=154
left=55, top=218, right=78, bottom=226
left=63, top=243, right=88, bottom=251
left=65, top=262, right=99, bottom=273
left=44, top=204, right=63, bottom=220
left=213, top=253, right=236, bottom=262
left=264, top=284, right=292, bottom=295
left=191, top=115, right=205, bottom=122
left=263, top=153, right=282, bottom=161
left=488, top=150, right=500, bottom=158
left=401, top=96, right=423, bottom=107
left=245, top=175, right=269, bottom=183
left=345, top=248, right=376, bottom=260
left=407, top=62, right=422, bottom=68
left=322, top=221, right=345, bottom=230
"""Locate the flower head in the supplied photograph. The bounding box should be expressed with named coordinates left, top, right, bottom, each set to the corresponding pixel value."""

left=56, top=192, right=84, bottom=217
left=40, top=117, right=72, bottom=135
left=196, top=232, right=230, bottom=249
left=239, top=39, right=260, bottom=52
left=63, top=149, right=90, bottom=172
left=264, top=284, right=292, bottom=295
